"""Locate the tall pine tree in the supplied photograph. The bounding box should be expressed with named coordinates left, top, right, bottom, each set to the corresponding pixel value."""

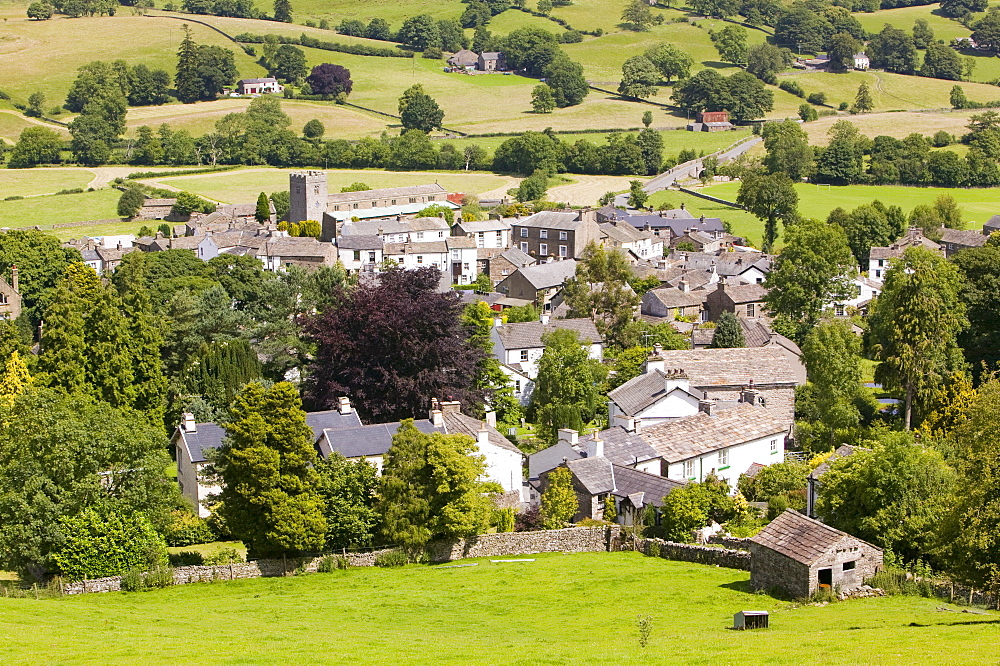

left=273, top=0, right=292, bottom=23
left=175, top=26, right=204, bottom=104
left=84, top=287, right=136, bottom=408
left=114, top=255, right=166, bottom=422
left=37, top=284, right=87, bottom=394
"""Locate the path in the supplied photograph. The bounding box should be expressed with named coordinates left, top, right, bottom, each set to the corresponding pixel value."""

left=613, top=135, right=761, bottom=208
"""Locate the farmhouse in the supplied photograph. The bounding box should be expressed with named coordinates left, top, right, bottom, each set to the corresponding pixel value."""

left=0, top=265, right=21, bottom=321
left=641, top=284, right=707, bottom=321
left=750, top=509, right=883, bottom=598
left=258, top=236, right=337, bottom=272
left=237, top=77, right=284, bottom=95
left=599, top=219, right=663, bottom=261
left=853, top=53, right=870, bottom=70
left=478, top=52, right=506, bottom=71
left=510, top=210, right=601, bottom=260
left=447, top=49, right=478, bottom=68
left=452, top=218, right=512, bottom=249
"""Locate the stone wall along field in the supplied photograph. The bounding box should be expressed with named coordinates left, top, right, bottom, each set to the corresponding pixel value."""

left=639, top=538, right=751, bottom=571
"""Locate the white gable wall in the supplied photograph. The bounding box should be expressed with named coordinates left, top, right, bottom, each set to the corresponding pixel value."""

left=665, top=430, right=785, bottom=490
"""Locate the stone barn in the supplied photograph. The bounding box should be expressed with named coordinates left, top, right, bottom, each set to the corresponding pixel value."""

left=749, top=509, right=882, bottom=598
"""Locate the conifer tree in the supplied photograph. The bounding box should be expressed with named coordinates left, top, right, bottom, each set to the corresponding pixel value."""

left=216, top=382, right=326, bottom=557
left=255, top=192, right=271, bottom=224
left=541, top=466, right=578, bottom=528
left=84, top=287, right=136, bottom=409
left=273, top=0, right=292, bottom=23
left=114, top=255, right=166, bottom=421
left=37, top=284, right=87, bottom=395
left=175, top=26, right=203, bottom=104
left=711, top=312, right=745, bottom=348
left=853, top=82, right=874, bottom=114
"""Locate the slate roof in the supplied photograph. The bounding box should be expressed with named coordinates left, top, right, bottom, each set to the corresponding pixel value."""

left=327, top=202, right=459, bottom=223
left=985, top=215, right=1000, bottom=231
left=581, top=426, right=661, bottom=468
left=447, top=49, right=478, bottom=67
left=341, top=216, right=451, bottom=237
left=513, top=211, right=581, bottom=230
left=262, top=237, right=333, bottom=258
left=455, top=219, right=511, bottom=233
left=327, top=184, right=446, bottom=205
left=567, top=457, right=616, bottom=494
left=528, top=441, right=583, bottom=479
left=142, top=198, right=176, bottom=207
left=640, top=403, right=790, bottom=462
left=939, top=227, right=987, bottom=247
left=655, top=346, right=799, bottom=387
left=623, top=212, right=725, bottom=237
left=600, top=222, right=654, bottom=243
left=239, top=77, right=279, bottom=84
left=336, top=234, right=383, bottom=250
left=644, top=287, right=707, bottom=309
left=751, top=509, right=880, bottom=565
left=443, top=411, right=522, bottom=454
left=608, top=370, right=704, bottom=417
left=494, top=317, right=601, bottom=350
left=612, top=466, right=684, bottom=507
left=719, top=283, right=768, bottom=304
left=499, top=247, right=535, bottom=266
left=384, top=240, right=449, bottom=255
left=317, top=420, right=438, bottom=458
left=509, top=260, right=578, bottom=290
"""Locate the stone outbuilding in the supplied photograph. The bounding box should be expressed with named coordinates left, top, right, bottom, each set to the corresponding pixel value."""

left=749, top=509, right=883, bottom=598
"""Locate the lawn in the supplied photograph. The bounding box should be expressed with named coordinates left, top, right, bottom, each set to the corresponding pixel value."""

left=0, top=168, right=93, bottom=197
left=701, top=181, right=1000, bottom=227
left=0, top=552, right=995, bottom=665
left=139, top=168, right=519, bottom=203
left=0, top=189, right=120, bottom=230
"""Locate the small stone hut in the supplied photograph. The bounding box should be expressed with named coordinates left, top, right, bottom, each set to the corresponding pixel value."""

left=749, top=509, right=882, bottom=598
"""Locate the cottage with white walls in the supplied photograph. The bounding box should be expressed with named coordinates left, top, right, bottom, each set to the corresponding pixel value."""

left=607, top=344, right=706, bottom=430
left=452, top=218, right=512, bottom=249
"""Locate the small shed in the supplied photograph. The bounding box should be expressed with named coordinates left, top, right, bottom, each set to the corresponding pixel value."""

left=749, top=509, right=883, bottom=598
left=733, top=610, right=769, bottom=630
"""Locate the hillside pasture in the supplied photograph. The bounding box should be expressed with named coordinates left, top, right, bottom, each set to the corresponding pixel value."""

left=0, top=552, right=995, bottom=665
left=138, top=168, right=519, bottom=203
left=0, top=111, right=70, bottom=145
left=800, top=111, right=983, bottom=145
left=0, top=189, right=120, bottom=230
left=0, top=168, right=93, bottom=197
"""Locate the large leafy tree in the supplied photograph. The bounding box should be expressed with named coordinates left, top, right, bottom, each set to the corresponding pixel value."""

left=618, top=55, right=660, bottom=99
left=398, top=84, right=445, bottom=132
left=270, top=44, right=307, bottom=83
left=644, top=43, right=693, bottom=83
left=562, top=243, right=640, bottom=350
left=378, top=420, right=497, bottom=557
left=215, top=382, right=327, bottom=557
left=530, top=328, right=607, bottom=445
left=543, top=56, right=589, bottom=107
left=762, top=119, right=813, bottom=181
left=736, top=171, right=798, bottom=252
left=0, top=229, right=80, bottom=325
left=764, top=217, right=855, bottom=335
left=815, top=120, right=864, bottom=185
left=315, top=453, right=379, bottom=552
left=305, top=63, right=352, bottom=98
left=710, top=312, right=744, bottom=348
left=113, top=253, right=167, bottom=422
left=7, top=126, right=63, bottom=168
left=37, top=284, right=87, bottom=394
left=541, top=466, right=578, bottom=528
left=305, top=266, right=484, bottom=422
left=710, top=25, right=748, bottom=65
left=621, top=0, right=654, bottom=30
left=953, top=239, right=1000, bottom=378
left=801, top=319, right=865, bottom=447
left=816, top=431, right=954, bottom=564
left=0, top=387, right=175, bottom=581
left=866, top=247, right=968, bottom=429
left=84, top=286, right=137, bottom=409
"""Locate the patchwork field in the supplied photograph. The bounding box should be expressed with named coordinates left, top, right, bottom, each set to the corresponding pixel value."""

left=0, top=189, right=120, bottom=230
left=701, top=181, right=1000, bottom=226
left=0, top=168, right=92, bottom=197
left=0, top=553, right=994, bottom=665
left=800, top=111, right=984, bottom=145
left=0, top=110, right=70, bottom=145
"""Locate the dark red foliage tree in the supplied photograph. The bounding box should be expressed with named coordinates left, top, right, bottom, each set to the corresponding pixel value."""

left=303, top=267, right=485, bottom=422
left=305, top=63, right=353, bottom=98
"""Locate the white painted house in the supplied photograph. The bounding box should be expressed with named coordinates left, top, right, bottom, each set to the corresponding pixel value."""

left=452, top=218, right=512, bottom=249
left=237, top=77, right=284, bottom=95
left=607, top=345, right=705, bottom=430
left=853, top=53, right=870, bottom=70
left=382, top=236, right=479, bottom=284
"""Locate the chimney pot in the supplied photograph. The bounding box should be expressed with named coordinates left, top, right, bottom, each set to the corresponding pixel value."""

left=338, top=397, right=352, bottom=415
left=558, top=428, right=579, bottom=446
left=586, top=434, right=604, bottom=459
left=699, top=399, right=715, bottom=416
left=10, top=265, right=18, bottom=293
left=539, top=314, right=550, bottom=325
left=182, top=412, right=197, bottom=433
left=431, top=409, right=444, bottom=427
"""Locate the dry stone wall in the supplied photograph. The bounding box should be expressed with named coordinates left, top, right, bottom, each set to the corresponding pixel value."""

left=640, top=538, right=751, bottom=570
left=706, top=535, right=752, bottom=551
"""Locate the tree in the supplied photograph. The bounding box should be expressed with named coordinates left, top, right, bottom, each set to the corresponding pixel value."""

left=0, top=229, right=80, bottom=326
left=462, top=301, right=521, bottom=425
left=493, top=130, right=562, bottom=176
left=868, top=25, right=918, bottom=74
left=270, top=44, right=307, bottom=83
left=764, top=218, right=855, bottom=334
left=26, top=91, right=45, bottom=118
left=273, top=0, right=291, bottom=22
left=711, top=312, right=745, bottom=348
left=531, top=84, right=555, bottom=113
left=762, top=119, right=813, bottom=181
left=305, top=63, right=353, bottom=98
left=398, top=84, right=445, bottom=132
left=816, top=431, right=954, bottom=563
left=637, top=127, right=663, bottom=175
left=84, top=286, right=136, bottom=409
left=53, top=507, right=166, bottom=580
left=36, top=285, right=87, bottom=393
left=798, top=103, right=818, bottom=122
left=175, top=25, right=203, bottom=103
left=315, top=453, right=379, bottom=551
left=514, top=169, right=549, bottom=202
left=542, top=56, right=589, bottom=107
left=670, top=69, right=730, bottom=115
left=216, top=382, right=326, bottom=557
left=815, top=120, right=864, bottom=185
left=541, top=467, right=578, bottom=528
left=725, top=71, right=773, bottom=122
left=27, top=2, right=53, bottom=19
left=255, top=192, right=271, bottom=224
left=736, top=171, right=798, bottom=253
left=737, top=461, right=809, bottom=508
left=942, top=0, right=987, bottom=17
left=659, top=476, right=735, bottom=541
left=710, top=25, right=748, bottom=66
left=827, top=32, right=860, bottom=72
left=971, top=10, right=1000, bottom=52
left=8, top=126, right=63, bottom=168
left=921, top=43, right=963, bottom=81
left=746, top=43, right=790, bottom=84
left=302, top=119, right=325, bottom=140
left=175, top=27, right=238, bottom=103
left=562, top=243, right=641, bottom=349
left=500, top=26, right=560, bottom=75
left=0, top=387, right=175, bottom=581
left=397, top=14, right=440, bottom=50
left=113, top=254, right=166, bottom=421
left=627, top=179, right=648, bottom=209
left=117, top=185, right=146, bottom=218
left=378, top=420, right=497, bottom=556
left=305, top=267, right=483, bottom=421
left=644, top=43, right=693, bottom=83
left=867, top=247, right=968, bottom=429
left=801, top=320, right=864, bottom=446
left=618, top=55, right=660, bottom=99
left=621, top=0, right=653, bottom=30
left=913, top=18, right=934, bottom=49
left=530, top=328, right=606, bottom=445
left=0, top=351, right=32, bottom=406
left=642, top=110, right=653, bottom=128
left=852, top=82, right=873, bottom=114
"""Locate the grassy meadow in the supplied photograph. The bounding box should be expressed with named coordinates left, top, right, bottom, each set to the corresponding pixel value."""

left=0, top=168, right=93, bottom=197
left=799, top=111, right=984, bottom=145
left=0, top=189, right=120, bottom=230
left=0, top=552, right=995, bottom=665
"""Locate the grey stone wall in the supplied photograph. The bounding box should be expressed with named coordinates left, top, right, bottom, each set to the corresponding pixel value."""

left=749, top=543, right=810, bottom=598
left=706, top=535, right=752, bottom=551
left=639, top=538, right=751, bottom=571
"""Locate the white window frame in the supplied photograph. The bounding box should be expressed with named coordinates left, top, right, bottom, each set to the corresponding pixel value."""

left=559, top=245, right=567, bottom=258
left=684, top=460, right=695, bottom=478
left=520, top=228, right=528, bottom=238
left=540, top=229, right=548, bottom=239
left=539, top=243, right=548, bottom=256
left=559, top=231, right=568, bottom=240
left=718, top=449, right=729, bottom=466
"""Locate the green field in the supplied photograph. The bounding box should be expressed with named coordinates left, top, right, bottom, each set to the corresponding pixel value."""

left=0, top=168, right=93, bottom=197
left=647, top=188, right=765, bottom=246
left=701, top=181, right=1000, bottom=227
left=0, top=552, right=995, bottom=665
left=0, top=189, right=120, bottom=230
left=438, top=126, right=751, bottom=154
left=139, top=168, right=519, bottom=203
left=0, top=111, right=70, bottom=145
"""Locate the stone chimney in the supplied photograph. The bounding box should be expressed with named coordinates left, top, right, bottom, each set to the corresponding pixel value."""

left=484, top=410, right=497, bottom=428
left=338, top=397, right=352, bottom=415
left=477, top=427, right=490, bottom=447
left=664, top=368, right=689, bottom=394
left=539, top=313, right=550, bottom=325
left=182, top=412, right=197, bottom=433
left=586, top=432, right=604, bottom=459
left=558, top=428, right=579, bottom=446
left=493, top=315, right=503, bottom=328
left=429, top=398, right=443, bottom=426
left=698, top=399, right=715, bottom=416
left=645, top=344, right=665, bottom=374
left=717, top=276, right=727, bottom=293
left=679, top=276, right=689, bottom=293
left=10, top=265, right=17, bottom=293
left=439, top=400, right=461, bottom=415
left=614, top=414, right=639, bottom=432
left=741, top=379, right=759, bottom=406
left=769, top=330, right=779, bottom=345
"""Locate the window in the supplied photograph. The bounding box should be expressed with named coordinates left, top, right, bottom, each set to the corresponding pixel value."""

left=438, top=232, right=444, bottom=238
left=875, top=270, right=881, bottom=278
left=843, top=561, right=856, bottom=571
left=496, top=230, right=502, bottom=240
left=409, top=197, right=416, bottom=204
left=353, top=250, right=361, bottom=261
left=417, top=256, right=424, bottom=264
left=463, top=263, right=470, bottom=271
left=502, top=269, right=509, bottom=275
left=540, top=229, right=548, bottom=239
left=515, top=380, right=521, bottom=392
left=684, top=460, right=695, bottom=478
left=559, top=245, right=567, bottom=258
left=520, top=228, right=528, bottom=238
left=746, top=303, right=755, bottom=317
left=559, top=231, right=568, bottom=240
left=416, top=232, right=424, bottom=240
left=397, top=257, right=404, bottom=264
left=834, top=304, right=845, bottom=317
left=368, top=251, right=376, bottom=262
left=391, top=199, right=397, bottom=205
left=452, top=250, right=460, bottom=260
left=520, top=242, right=529, bottom=252
left=718, top=449, right=728, bottom=466
left=756, top=277, right=763, bottom=284
left=770, top=439, right=778, bottom=452
left=539, top=243, right=548, bottom=256
left=520, top=350, right=529, bottom=362
left=878, top=259, right=884, bottom=267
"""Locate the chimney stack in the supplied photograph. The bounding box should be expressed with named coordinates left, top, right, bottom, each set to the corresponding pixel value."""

left=493, top=316, right=503, bottom=328
left=539, top=313, right=550, bottom=325
left=679, top=276, right=689, bottom=293
left=10, top=265, right=17, bottom=293
left=645, top=345, right=665, bottom=375
left=338, top=397, right=352, bottom=415
left=484, top=410, right=497, bottom=428
left=664, top=368, right=689, bottom=394
left=698, top=400, right=715, bottom=416
left=558, top=428, right=579, bottom=446
left=477, top=427, right=490, bottom=447
left=182, top=412, right=197, bottom=433
left=586, top=432, right=604, bottom=459
left=439, top=400, right=461, bottom=415
left=741, top=379, right=759, bottom=406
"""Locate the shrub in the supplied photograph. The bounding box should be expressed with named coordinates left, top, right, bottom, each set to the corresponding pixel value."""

left=932, top=130, right=953, bottom=147
left=838, top=101, right=849, bottom=111
left=145, top=566, right=175, bottom=589
left=806, top=92, right=826, bottom=106
left=317, top=555, right=349, bottom=572
left=647, top=540, right=661, bottom=557
left=374, top=550, right=408, bottom=567
left=163, top=510, right=215, bottom=547
left=422, top=46, right=443, bottom=59
left=168, top=551, right=205, bottom=566
left=205, top=548, right=244, bottom=565
left=53, top=507, right=167, bottom=581
left=120, top=567, right=146, bottom=592
left=778, top=80, right=805, bottom=98
left=514, top=505, right=543, bottom=531
left=493, top=507, right=516, bottom=533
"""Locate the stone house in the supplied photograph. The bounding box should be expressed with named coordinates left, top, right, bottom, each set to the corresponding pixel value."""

left=495, top=259, right=578, bottom=309
left=607, top=345, right=707, bottom=430
left=335, top=216, right=452, bottom=246
left=672, top=229, right=729, bottom=253
left=72, top=239, right=136, bottom=275
left=173, top=405, right=362, bottom=516
left=137, top=198, right=177, bottom=220
left=510, top=210, right=601, bottom=260
left=868, top=227, right=943, bottom=283
left=984, top=215, right=1000, bottom=236
left=336, top=235, right=383, bottom=274
left=290, top=172, right=451, bottom=226
left=452, top=218, right=512, bottom=250
left=259, top=237, right=336, bottom=272
left=750, top=509, right=883, bottom=598
left=478, top=52, right=506, bottom=71
left=641, top=284, right=707, bottom=321
left=597, top=205, right=726, bottom=244
left=237, top=77, right=284, bottom=95
left=937, top=227, right=988, bottom=258
left=381, top=236, right=479, bottom=284
left=853, top=52, right=870, bottom=70
left=447, top=49, right=478, bottom=68
left=0, top=266, right=21, bottom=321
left=705, top=279, right=768, bottom=321
left=690, top=110, right=733, bottom=132
left=667, top=251, right=772, bottom=285
left=477, top=247, right=535, bottom=288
